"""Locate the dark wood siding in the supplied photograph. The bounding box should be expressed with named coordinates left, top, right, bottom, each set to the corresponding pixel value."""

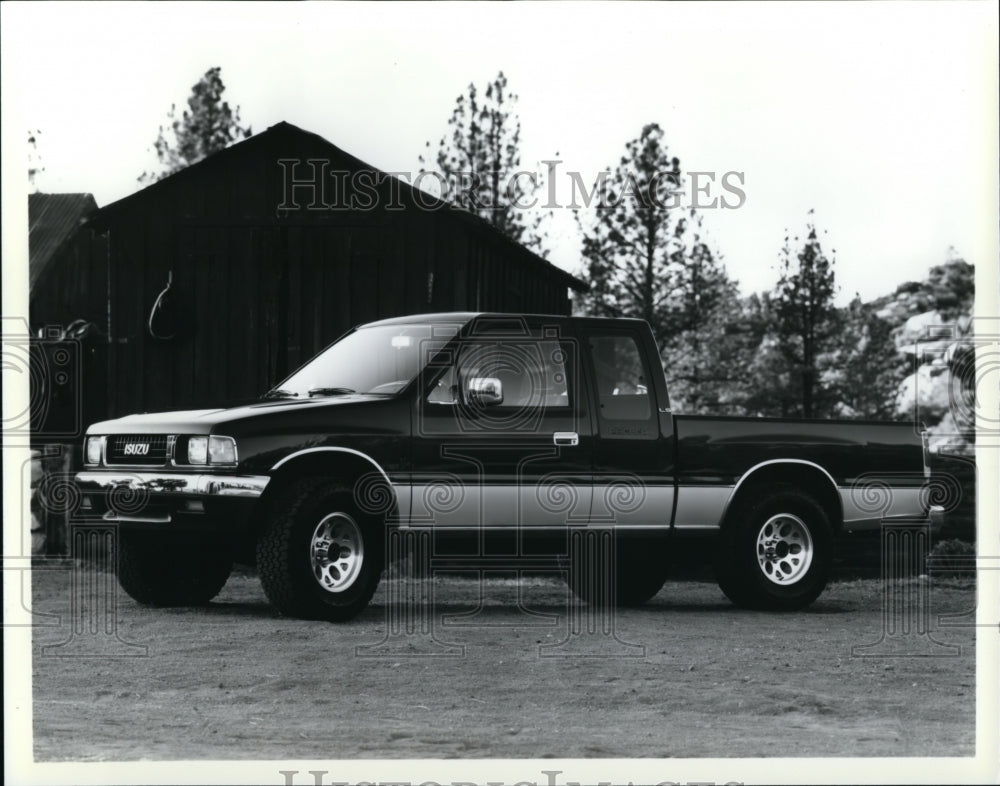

left=31, top=122, right=582, bottom=421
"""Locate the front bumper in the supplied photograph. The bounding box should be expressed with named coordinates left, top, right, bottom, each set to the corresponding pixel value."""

left=74, top=471, right=269, bottom=529
left=76, top=471, right=269, bottom=497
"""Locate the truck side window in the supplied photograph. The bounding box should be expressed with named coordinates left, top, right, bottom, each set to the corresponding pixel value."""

left=590, top=335, right=651, bottom=420
left=427, top=366, right=459, bottom=404
left=428, top=340, right=571, bottom=409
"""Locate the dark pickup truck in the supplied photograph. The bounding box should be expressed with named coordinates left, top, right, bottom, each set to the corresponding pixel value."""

left=76, top=312, right=940, bottom=620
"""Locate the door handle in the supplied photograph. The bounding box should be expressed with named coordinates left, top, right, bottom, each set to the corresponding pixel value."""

left=553, top=432, right=579, bottom=446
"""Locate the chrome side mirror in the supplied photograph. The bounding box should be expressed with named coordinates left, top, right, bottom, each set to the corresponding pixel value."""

left=467, top=377, right=503, bottom=406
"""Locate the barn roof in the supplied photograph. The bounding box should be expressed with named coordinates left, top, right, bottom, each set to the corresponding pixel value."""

left=28, top=192, right=98, bottom=292
left=87, top=121, right=586, bottom=292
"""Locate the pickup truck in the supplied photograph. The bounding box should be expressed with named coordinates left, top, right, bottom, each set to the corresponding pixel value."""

left=75, top=312, right=939, bottom=621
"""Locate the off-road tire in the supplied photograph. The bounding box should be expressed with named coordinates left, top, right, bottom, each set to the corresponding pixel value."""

left=116, top=531, right=233, bottom=606
left=256, top=478, right=384, bottom=622
left=714, top=484, right=833, bottom=611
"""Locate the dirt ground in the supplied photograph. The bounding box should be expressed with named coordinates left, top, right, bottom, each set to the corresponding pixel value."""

left=30, top=564, right=977, bottom=761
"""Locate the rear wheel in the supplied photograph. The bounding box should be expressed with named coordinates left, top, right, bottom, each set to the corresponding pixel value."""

left=116, top=532, right=233, bottom=606
left=256, top=478, right=383, bottom=621
left=714, top=485, right=832, bottom=611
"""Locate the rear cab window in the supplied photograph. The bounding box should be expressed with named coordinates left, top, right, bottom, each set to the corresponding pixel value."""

left=582, top=326, right=663, bottom=439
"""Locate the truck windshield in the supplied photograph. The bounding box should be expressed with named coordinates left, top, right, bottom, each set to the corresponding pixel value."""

left=268, top=324, right=451, bottom=398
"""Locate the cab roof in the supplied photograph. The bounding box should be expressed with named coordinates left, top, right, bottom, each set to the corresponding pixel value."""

left=360, top=312, right=650, bottom=329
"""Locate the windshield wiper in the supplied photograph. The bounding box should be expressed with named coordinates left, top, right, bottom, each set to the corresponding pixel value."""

left=307, top=387, right=357, bottom=397
left=263, top=388, right=298, bottom=400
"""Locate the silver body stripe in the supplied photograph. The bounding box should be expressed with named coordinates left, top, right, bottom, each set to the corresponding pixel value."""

left=673, top=486, right=732, bottom=531
left=839, top=486, right=928, bottom=531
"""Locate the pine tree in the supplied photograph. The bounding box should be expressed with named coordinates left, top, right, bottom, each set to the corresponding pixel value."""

left=772, top=213, right=839, bottom=418
left=576, top=123, right=683, bottom=348
left=742, top=292, right=801, bottom=417
left=662, top=286, right=757, bottom=414
left=138, top=67, right=252, bottom=184
left=660, top=211, right=751, bottom=412
left=576, top=124, right=752, bottom=412
left=419, top=71, right=545, bottom=250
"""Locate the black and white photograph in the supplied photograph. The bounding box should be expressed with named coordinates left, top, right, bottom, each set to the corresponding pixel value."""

left=2, top=2, right=998, bottom=784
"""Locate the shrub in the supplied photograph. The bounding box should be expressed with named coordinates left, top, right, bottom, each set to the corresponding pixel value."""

left=926, top=538, right=976, bottom=579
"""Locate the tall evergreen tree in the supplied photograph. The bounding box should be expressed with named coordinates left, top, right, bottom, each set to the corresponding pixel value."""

left=138, top=67, right=252, bottom=185
left=771, top=213, right=839, bottom=418
left=576, top=123, right=683, bottom=348
left=667, top=210, right=733, bottom=333
left=419, top=71, right=544, bottom=250
left=742, top=292, right=801, bottom=417
left=577, top=124, right=751, bottom=411
left=660, top=211, right=751, bottom=412
left=662, top=285, right=758, bottom=414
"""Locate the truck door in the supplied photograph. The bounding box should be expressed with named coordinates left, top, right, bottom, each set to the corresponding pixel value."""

left=578, top=321, right=675, bottom=529
left=411, top=316, right=593, bottom=533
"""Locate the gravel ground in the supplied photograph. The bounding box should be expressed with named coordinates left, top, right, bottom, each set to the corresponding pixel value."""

left=30, top=565, right=977, bottom=761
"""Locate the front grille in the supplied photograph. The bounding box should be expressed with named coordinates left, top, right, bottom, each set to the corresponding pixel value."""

left=106, top=434, right=169, bottom=465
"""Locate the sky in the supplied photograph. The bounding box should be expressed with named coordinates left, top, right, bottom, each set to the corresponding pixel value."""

left=3, top=1, right=998, bottom=306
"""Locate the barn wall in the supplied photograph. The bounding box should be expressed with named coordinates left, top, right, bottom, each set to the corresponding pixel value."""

left=85, top=126, right=575, bottom=418
left=29, top=230, right=111, bottom=435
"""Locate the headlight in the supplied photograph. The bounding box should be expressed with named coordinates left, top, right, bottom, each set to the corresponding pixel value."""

left=208, top=435, right=237, bottom=465
left=187, top=435, right=237, bottom=465
left=188, top=436, right=208, bottom=464
left=85, top=436, right=103, bottom=465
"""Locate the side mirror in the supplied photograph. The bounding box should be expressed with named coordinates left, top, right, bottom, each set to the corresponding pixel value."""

left=467, top=377, right=503, bottom=406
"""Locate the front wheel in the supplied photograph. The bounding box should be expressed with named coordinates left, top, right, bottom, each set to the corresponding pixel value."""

left=714, top=486, right=832, bottom=611
left=256, top=478, right=383, bottom=621
left=116, top=532, right=233, bottom=606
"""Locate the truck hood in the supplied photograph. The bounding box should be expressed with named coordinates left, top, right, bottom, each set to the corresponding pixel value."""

left=86, top=394, right=392, bottom=435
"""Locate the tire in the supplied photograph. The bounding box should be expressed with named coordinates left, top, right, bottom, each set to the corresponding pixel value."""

left=568, top=533, right=668, bottom=607
left=256, top=478, right=384, bottom=622
left=116, top=531, right=233, bottom=606
left=714, top=484, right=833, bottom=611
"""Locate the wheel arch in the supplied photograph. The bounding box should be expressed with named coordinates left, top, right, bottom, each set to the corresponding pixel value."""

left=720, top=460, right=843, bottom=531
left=250, top=448, right=399, bottom=538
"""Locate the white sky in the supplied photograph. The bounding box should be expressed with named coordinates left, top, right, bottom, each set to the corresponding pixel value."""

left=3, top=1, right=998, bottom=305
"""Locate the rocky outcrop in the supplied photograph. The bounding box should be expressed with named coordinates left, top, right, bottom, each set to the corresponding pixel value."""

left=870, top=259, right=975, bottom=454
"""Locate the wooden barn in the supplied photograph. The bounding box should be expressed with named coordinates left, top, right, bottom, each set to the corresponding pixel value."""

left=28, top=192, right=107, bottom=440
left=28, top=121, right=586, bottom=430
